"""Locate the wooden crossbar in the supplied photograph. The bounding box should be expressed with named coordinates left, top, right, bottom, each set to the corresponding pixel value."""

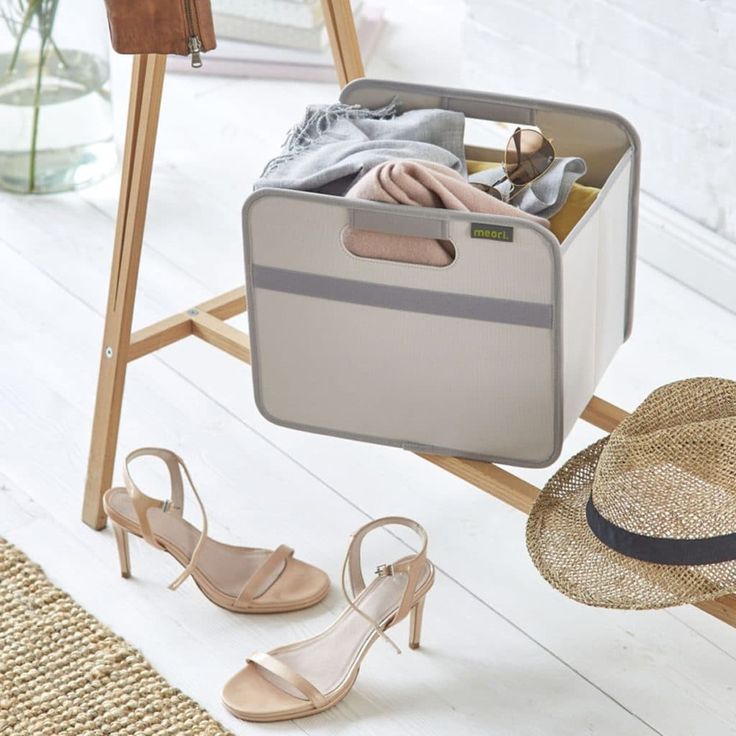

left=128, top=288, right=246, bottom=362
left=191, top=310, right=251, bottom=363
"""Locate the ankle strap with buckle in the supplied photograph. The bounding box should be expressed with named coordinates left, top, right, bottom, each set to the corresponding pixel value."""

left=123, top=447, right=208, bottom=591
left=340, top=516, right=429, bottom=654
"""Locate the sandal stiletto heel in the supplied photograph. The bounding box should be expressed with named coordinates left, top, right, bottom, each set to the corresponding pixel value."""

left=408, top=596, right=425, bottom=649
left=103, top=448, right=330, bottom=613
left=222, top=516, right=434, bottom=722
left=112, top=522, right=131, bottom=579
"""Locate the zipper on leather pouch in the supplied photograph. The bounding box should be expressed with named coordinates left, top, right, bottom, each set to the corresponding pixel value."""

left=183, top=0, right=203, bottom=68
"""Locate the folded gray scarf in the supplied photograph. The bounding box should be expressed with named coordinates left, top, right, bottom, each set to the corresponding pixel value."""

left=468, top=157, right=587, bottom=219
left=255, top=100, right=467, bottom=195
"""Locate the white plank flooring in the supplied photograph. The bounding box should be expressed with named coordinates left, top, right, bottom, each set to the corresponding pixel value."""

left=2, top=1, right=736, bottom=733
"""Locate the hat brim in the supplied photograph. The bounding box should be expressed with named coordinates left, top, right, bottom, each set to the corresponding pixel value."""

left=526, top=437, right=736, bottom=609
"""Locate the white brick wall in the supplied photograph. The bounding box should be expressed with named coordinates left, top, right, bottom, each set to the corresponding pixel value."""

left=463, top=0, right=736, bottom=247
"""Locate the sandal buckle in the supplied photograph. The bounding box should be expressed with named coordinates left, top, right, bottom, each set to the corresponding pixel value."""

left=375, top=564, right=393, bottom=577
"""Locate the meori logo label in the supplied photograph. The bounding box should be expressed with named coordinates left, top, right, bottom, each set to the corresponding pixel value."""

left=470, top=223, right=514, bottom=242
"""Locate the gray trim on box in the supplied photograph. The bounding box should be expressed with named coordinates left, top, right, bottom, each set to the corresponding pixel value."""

left=625, top=142, right=641, bottom=340
left=243, top=187, right=565, bottom=468
left=252, top=265, right=554, bottom=329
left=340, top=78, right=641, bottom=340
left=349, top=208, right=449, bottom=239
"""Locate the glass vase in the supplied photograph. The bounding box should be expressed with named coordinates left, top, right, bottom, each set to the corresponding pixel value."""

left=0, top=0, right=116, bottom=194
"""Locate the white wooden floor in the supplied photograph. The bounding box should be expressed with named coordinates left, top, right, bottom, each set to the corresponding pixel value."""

left=3, top=2, right=736, bottom=734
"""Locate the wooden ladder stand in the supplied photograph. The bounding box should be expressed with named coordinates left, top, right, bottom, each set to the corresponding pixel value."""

left=81, top=0, right=736, bottom=629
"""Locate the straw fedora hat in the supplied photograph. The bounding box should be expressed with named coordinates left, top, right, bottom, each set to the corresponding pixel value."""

left=526, top=377, right=736, bottom=609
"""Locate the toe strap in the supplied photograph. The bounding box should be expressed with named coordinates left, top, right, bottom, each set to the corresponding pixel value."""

left=236, top=545, right=294, bottom=606
left=248, top=652, right=327, bottom=709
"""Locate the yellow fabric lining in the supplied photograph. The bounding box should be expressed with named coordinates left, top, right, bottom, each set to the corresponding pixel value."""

left=466, top=159, right=600, bottom=243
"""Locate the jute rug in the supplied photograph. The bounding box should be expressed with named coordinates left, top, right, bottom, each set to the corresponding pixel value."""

left=0, top=538, right=233, bottom=735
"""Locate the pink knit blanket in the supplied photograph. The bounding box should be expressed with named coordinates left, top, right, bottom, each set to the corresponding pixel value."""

left=344, top=159, right=549, bottom=266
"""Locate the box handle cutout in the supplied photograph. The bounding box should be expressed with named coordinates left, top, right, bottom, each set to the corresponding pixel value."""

left=344, top=208, right=456, bottom=267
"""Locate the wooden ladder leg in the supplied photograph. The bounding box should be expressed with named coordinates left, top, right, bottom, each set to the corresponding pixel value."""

left=82, top=54, right=167, bottom=529
left=321, top=0, right=365, bottom=86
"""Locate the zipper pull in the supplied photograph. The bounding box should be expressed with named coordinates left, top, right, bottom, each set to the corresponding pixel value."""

left=188, top=36, right=203, bottom=68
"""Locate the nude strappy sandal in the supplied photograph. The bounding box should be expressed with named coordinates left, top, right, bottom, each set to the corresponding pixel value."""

left=222, top=516, right=434, bottom=721
left=102, top=448, right=330, bottom=613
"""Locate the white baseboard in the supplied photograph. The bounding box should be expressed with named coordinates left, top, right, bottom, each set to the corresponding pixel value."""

left=638, top=193, right=736, bottom=314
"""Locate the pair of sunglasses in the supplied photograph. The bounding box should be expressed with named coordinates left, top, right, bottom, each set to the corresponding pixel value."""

left=477, top=127, right=555, bottom=202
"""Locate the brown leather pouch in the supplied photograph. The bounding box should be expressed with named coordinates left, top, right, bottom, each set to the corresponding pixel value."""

left=103, top=0, right=216, bottom=67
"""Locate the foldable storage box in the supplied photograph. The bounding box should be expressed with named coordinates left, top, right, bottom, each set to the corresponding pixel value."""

left=243, top=79, right=640, bottom=467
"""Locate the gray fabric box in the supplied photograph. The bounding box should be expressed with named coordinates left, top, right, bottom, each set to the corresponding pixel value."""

left=243, top=79, right=640, bottom=467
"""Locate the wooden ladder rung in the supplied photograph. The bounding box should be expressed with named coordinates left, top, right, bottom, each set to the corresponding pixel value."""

left=196, top=286, right=247, bottom=320
left=128, top=313, right=192, bottom=361
left=581, top=395, right=629, bottom=432
left=128, top=287, right=247, bottom=362
left=191, top=310, right=251, bottom=363
left=420, top=454, right=539, bottom=514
